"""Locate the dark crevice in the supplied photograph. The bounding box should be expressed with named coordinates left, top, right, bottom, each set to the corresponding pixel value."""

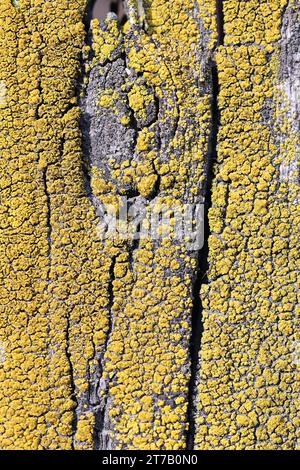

left=94, top=256, right=116, bottom=450
left=57, top=126, right=79, bottom=449
left=216, top=0, right=225, bottom=46
left=145, top=93, right=160, bottom=128
left=91, top=0, right=128, bottom=24
left=65, top=313, right=78, bottom=450
left=35, top=74, right=42, bottom=120
left=78, top=13, right=99, bottom=212
left=110, top=1, right=119, bottom=15
left=85, top=0, right=97, bottom=28
left=152, top=172, right=161, bottom=199
left=124, top=187, right=140, bottom=199
left=128, top=225, right=140, bottom=273
left=128, top=107, right=139, bottom=148
left=186, top=64, right=220, bottom=451
left=42, top=168, right=52, bottom=263
left=186, top=1, right=223, bottom=449
left=132, top=228, right=141, bottom=253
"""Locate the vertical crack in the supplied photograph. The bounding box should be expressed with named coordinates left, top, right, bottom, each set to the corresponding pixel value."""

left=43, top=165, right=78, bottom=448
left=92, top=0, right=127, bottom=23
left=216, top=0, right=225, bottom=46
left=80, top=6, right=102, bottom=216
left=84, top=1, right=96, bottom=34
left=94, top=256, right=116, bottom=449
left=186, top=0, right=223, bottom=450
left=66, top=312, right=78, bottom=450
left=42, top=168, right=52, bottom=264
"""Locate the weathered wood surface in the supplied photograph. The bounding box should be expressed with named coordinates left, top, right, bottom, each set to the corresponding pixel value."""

left=0, top=0, right=298, bottom=450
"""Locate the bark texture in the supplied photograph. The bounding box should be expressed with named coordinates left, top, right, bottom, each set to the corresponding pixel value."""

left=0, top=0, right=298, bottom=450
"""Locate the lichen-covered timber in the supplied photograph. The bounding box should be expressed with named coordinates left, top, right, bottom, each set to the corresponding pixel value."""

left=195, top=0, right=300, bottom=450
left=0, top=0, right=298, bottom=451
